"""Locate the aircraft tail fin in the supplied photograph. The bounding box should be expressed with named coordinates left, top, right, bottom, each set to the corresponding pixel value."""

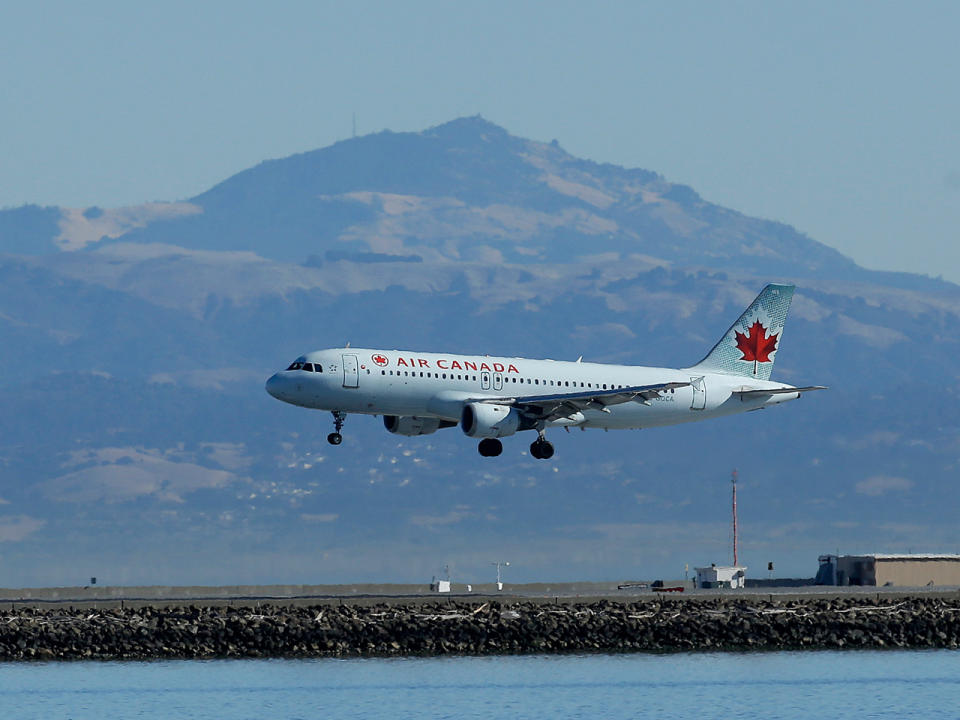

left=690, top=284, right=795, bottom=381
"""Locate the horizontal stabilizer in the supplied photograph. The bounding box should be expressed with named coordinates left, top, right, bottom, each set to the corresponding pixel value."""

left=733, top=385, right=827, bottom=399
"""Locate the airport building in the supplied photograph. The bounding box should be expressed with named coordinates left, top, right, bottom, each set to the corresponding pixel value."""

left=816, top=554, right=960, bottom=587
left=695, top=565, right=747, bottom=589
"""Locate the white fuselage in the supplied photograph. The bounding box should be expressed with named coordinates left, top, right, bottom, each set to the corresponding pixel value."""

left=265, top=347, right=801, bottom=430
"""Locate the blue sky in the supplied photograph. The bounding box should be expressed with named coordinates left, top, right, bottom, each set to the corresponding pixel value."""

left=2, top=1, right=958, bottom=282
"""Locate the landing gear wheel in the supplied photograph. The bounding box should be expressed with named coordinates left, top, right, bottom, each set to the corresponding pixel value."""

left=530, top=439, right=554, bottom=460
left=328, top=411, right=346, bottom=446
left=478, top=438, right=503, bottom=457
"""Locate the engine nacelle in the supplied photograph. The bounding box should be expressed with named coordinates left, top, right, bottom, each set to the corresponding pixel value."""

left=460, top=403, right=520, bottom=438
left=383, top=415, right=447, bottom=436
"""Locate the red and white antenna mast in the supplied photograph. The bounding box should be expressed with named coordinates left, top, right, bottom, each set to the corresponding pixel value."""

left=731, top=469, right=739, bottom=566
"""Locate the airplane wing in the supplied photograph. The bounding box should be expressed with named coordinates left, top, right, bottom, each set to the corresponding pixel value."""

left=467, top=382, right=690, bottom=422
left=732, top=385, right=827, bottom=399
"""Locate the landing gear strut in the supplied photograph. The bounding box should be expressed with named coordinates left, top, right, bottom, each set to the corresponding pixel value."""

left=478, top=438, right=503, bottom=457
left=327, top=411, right=346, bottom=445
left=530, top=432, right=554, bottom=460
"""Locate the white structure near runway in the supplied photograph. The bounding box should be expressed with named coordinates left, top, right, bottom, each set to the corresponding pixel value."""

left=696, top=565, right=747, bottom=589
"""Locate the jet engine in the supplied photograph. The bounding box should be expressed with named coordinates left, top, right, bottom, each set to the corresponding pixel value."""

left=383, top=415, right=454, bottom=436
left=460, top=403, right=520, bottom=438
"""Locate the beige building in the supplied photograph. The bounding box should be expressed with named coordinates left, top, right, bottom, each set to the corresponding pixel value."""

left=817, top=554, right=960, bottom=587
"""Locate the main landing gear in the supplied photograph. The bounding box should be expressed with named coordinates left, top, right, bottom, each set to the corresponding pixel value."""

left=327, top=411, right=346, bottom=445
left=478, top=438, right=502, bottom=457
left=478, top=434, right=554, bottom=459
left=530, top=432, right=554, bottom=460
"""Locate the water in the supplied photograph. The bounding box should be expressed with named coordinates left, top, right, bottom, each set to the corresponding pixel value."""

left=0, top=651, right=957, bottom=719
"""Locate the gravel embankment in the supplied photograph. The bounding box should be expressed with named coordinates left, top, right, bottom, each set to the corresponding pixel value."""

left=1, top=597, right=958, bottom=660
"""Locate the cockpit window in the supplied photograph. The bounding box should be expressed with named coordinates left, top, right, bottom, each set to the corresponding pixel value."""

left=285, top=360, right=323, bottom=372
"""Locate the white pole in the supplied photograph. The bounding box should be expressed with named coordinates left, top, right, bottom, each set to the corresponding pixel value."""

left=491, top=561, right=509, bottom=591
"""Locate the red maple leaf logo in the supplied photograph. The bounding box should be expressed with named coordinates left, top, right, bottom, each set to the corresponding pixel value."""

left=735, top=320, right=779, bottom=365
left=372, top=354, right=388, bottom=367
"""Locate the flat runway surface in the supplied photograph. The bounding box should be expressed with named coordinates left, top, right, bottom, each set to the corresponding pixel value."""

left=2, top=581, right=958, bottom=610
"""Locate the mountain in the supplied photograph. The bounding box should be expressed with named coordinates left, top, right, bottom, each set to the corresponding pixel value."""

left=1, top=117, right=958, bottom=587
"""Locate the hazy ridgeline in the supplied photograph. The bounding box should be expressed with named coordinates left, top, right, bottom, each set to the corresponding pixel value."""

left=0, top=118, right=957, bottom=586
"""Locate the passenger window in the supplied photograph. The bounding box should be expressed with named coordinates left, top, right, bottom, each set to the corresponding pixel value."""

left=603, top=384, right=607, bottom=389
left=535, top=379, right=539, bottom=385
left=442, top=373, right=447, bottom=379
left=381, top=370, right=386, bottom=375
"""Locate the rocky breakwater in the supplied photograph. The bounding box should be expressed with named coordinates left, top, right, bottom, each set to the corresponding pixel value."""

left=1, top=596, right=958, bottom=660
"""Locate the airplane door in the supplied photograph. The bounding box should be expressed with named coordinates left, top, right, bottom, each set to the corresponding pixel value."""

left=481, top=371, right=491, bottom=390
left=342, top=354, right=359, bottom=388
left=690, top=376, right=706, bottom=410
left=493, top=373, right=503, bottom=391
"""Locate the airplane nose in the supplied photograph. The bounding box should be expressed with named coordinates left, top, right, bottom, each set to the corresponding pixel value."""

left=265, top=373, right=285, bottom=400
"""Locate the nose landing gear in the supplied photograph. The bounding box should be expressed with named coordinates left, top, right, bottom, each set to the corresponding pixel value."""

left=478, top=438, right=503, bottom=457
left=327, top=411, right=346, bottom=445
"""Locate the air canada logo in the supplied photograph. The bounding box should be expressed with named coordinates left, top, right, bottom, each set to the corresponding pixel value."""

left=735, top=320, right=779, bottom=375
left=372, top=354, right=389, bottom=367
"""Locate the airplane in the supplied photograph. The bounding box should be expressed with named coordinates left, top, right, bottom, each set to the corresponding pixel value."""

left=265, top=283, right=825, bottom=459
